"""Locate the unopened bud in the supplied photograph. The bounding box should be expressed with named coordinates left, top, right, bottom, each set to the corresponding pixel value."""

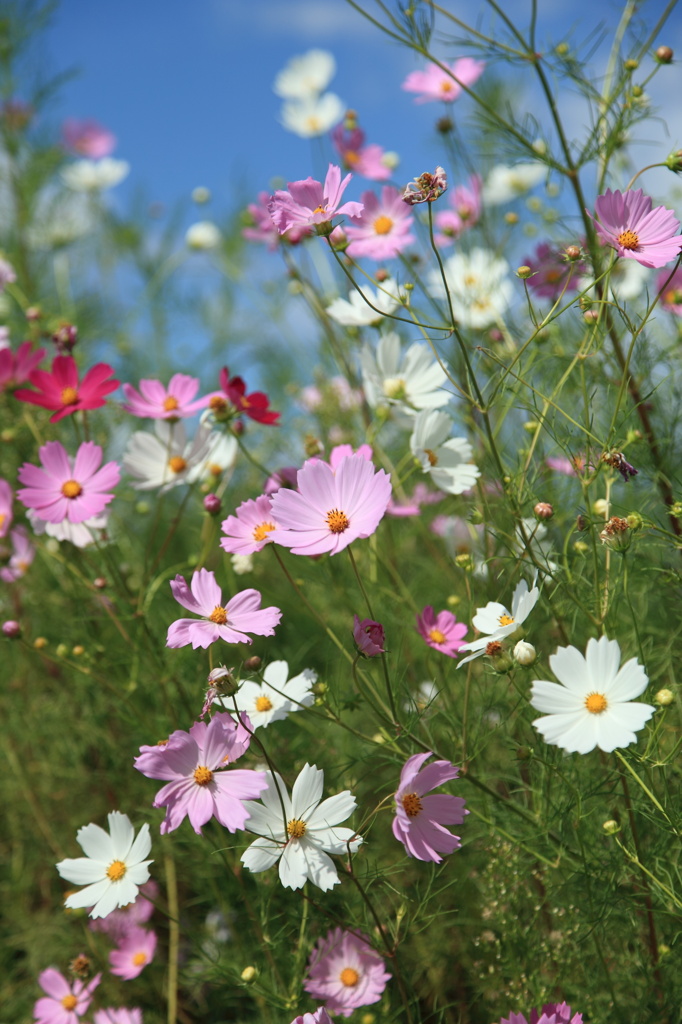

left=304, top=434, right=323, bottom=458
left=240, top=966, right=257, bottom=983
left=436, top=116, right=454, bottom=134
left=446, top=594, right=460, bottom=608
left=312, top=681, right=328, bottom=696
left=592, top=499, right=609, bottom=517
left=33, top=636, right=48, bottom=649
left=583, top=308, right=600, bottom=322
left=564, top=244, right=582, bottom=261
left=573, top=540, right=589, bottom=554
left=208, top=666, right=239, bottom=697
left=243, top=656, right=262, bottom=671
left=72, top=645, right=85, bottom=657
left=655, top=45, right=673, bottom=63
left=2, top=620, right=21, bottom=638
left=624, top=58, right=639, bottom=71
left=516, top=265, right=533, bottom=279
left=513, top=640, right=536, bottom=666
left=576, top=514, right=588, bottom=532
left=534, top=501, right=554, bottom=520
left=203, top=493, right=222, bottom=516
left=504, top=211, right=519, bottom=224
left=665, top=149, right=682, bottom=173
left=26, top=305, right=41, bottom=321
left=93, top=576, right=107, bottom=589
left=191, top=186, right=211, bottom=204
left=69, top=954, right=92, bottom=979
left=56, top=643, right=69, bottom=658
left=626, top=511, right=643, bottom=531
left=654, top=688, right=674, bottom=706
left=602, top=819, right=620, bottom=834
left=454, top=552, right=474, bottom=571
left=375, top=267, right=389, bottom=282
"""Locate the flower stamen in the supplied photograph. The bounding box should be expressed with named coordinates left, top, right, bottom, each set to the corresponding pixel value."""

left=193, top=765, right=213, bottom=785
left=209, top=605, right=228, bottom=624
left=255, top=695, right=273, bottom=712
left=326, top=508, right=350, bottom=533
left=287, top=818, right=307, bottom=839
left=617, top=229, right=639, bottom=250
left=402, top=792, right=423, bottom=817
left=61, top=479, right=82, bottom=498
left=168, top=456, right=187, bottom=473
left=339, top=967, right=360, bottom=986
left=585, top=692, right=608, bottom=714
left=253, top=522, right=276, bottom=542
left=106, top=859, right=127, bottom=881
left=428, top=628, right=446, bottom=644
left=373, top=215, right=394, bottom=235
left=60, top=386, right=79, bottom=405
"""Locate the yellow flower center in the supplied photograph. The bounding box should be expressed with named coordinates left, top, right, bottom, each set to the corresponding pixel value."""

left=340, top=967, right=360, bottom=987
left=585, top=692, right=608, bottom=714
left=60, top=386, right=79, bottom=405
left=664, top=288, right=682, bottom=305
left=209, top=605, right=228, bottom=624
left=253, top=521, right=276, bottom=542
left=440, top=79, right=455, bottom=93
left=61, top=995, right=78, bottom=1010
left=498, top=614, right=514, bottom=626
left=193, top=765, right=213, bottom=785
left=287, top=818, right=307, bottom=838
left=383, top=376, right=407, bottom=400
left=106, top=859, right=127, bottom=881
left=345, top=150, right=360, bottom=165
left=133, top=951, right=148, bottom=966
left=163, top=395, right=179, bottom=411
left=255, top=695, right=273, bottom=712
left=373, top=215, right=394, bottom=236
left=617, top=229, right=639, bottom=250
left=168, top=456, right=187, bottom=473
left=326, top=508, right=350, bottom=533
left=545, top=269, right=563, bottom=283
left=402, top=792, right=423, bottom=817
left=61, top=479, right=82, bottom=498
left=313, top=204, right=326, bottom=214
left=0, top=513, right=5, bottom=528
left=208, top=463, right=223, bottom=477
left=428, top=628, right=446, bottom=644
left=209, top=395, right=227, bottom=412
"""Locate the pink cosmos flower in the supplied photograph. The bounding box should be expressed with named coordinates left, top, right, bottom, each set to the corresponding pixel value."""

left=122, top=373, right=210, bottom=419
left=522, top=242, right=584, bottom=300
left=0, top=477, right=12, bottom=538
left=353, top=615, right=385, bottom=657
left=34, top=968, right=101, bottom=1024
left=89, top=880, right=158, bottom=942
left=18, top=441, right=120, bottom=524
left=209, top=367, right=280, bottom=425
left=304, top=927, right=391, bottom=1017
left=220, top=494, right=280, bottom=555
left=589, top=188, right=682, bottom=268
left=15, top=355, right=119, bottom=423
left=387, top=483, right=444, bottom=518
left=657, top=266, right=682, bottom=314
left=269, top=163, right=364, bottom=234
left=402, top=58, right=485, bottom=103
left=0, top=340, right=46, bottom=390
left=416, top=606, right=467, bottom=657
left=0, top=525, right=35, bottom=582
left=243, top=191, right=313, bottom=248
left=0, top=255, right=16, bottom=289
left=62, top=118, right=116, bottom=158
left=94, top=1011, right=142, bottom=1024
left=166, top=568, right=282, bottom=648
left=109, top=927, right=157, bottom=979
left=291, top=1010, right=333, bottom=1024
left=331, top=118, right=391, bottom=181
left=393, top=751, right=467, bottom=862
left=499, top=1003, right=583, bottom=1024
left=270, top=453, right=391, bottom=556
left=346, top=186, right=415, bottom=260
left=434, top=174, right=482, bottom=245
left=134, top=712, right=266, bottom=834
left=264, top=465, right=299, bottom=495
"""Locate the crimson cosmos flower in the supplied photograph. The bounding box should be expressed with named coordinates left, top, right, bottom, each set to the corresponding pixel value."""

left=15, top=355, right=119, bottom=422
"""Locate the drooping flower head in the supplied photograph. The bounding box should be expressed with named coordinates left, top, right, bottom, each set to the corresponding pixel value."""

left=304, top=927, right=391, bottom=1016
left=56, top=811, right=153, bottom=920
left=345, top=186, right=414, bottom=259
left=416, top=606, right=467, bottom=657
left=166, top=568, right=281, bottom=649
left=269, top=453, right=391, bottom=556
left=122, top=373, right=210, bottom=419
left=402, top=166, right=448, bottom=205
left=353, top=615, right=386, bottom=657
left=18, top=441, right=120, bottom=524
left=402, top=58, right=485, bottom=103
left=34, top=968, right=102, bottom=1024
left=109, top=926, right=157, bottom=979
left=14, top=355, right=119, bottom=422
left=269, top=164, right=364, bottom=235
left=589, top=188, right=682, bottom=268
left=393, top=751, right=467, bottom=861
left=530, top=635, right=655, bottom=754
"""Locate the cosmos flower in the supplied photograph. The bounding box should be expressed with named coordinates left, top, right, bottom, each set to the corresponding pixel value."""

left=458, top=578, right=540, bottom=666
left=353, top=616, right=386, bottom=657
left=61, top=158, right=129, bottom=191
left=434, top=174, right=482, bottom=245
left=185, top=221, right=222, bottom=250
left=122, top=373, right=210, bottom=419
left=280, top=94, right=345, bottom=138
left=34, top=968, right=101, bottom=1024
left=360, top=332, right=449, bottom=416
left=273, top=50, right=336, bottom=100
left=28, top=508, right=110, bottom=549
left=88, top=880, right=158, bottom=942
left=409, top=410, right=480, bottom=494
left=242, top=191, right=312, bottom=248
left=290, top=1010, right=333, bottom=1024
left=93, top=1011, right=142, bottom=1024
left=15, top=355, right=119, bottom=422
left=0, top=477, right=12, bottom=538
left=62, top=118, right=116, bottom=159
left=209, top=367, right=280, bottom=425
left=269, top=452, right=391, bottom=556
left=269, top=164, right=363, bottom=234
left=589, top=188, right=682, bottom=268
left=331, top=116, right=393, bottom=181
left=123, top=420, right=214, bottom=491
left=56, top=811, right=152, bottom=920
left=530, top=635, right=655, bottom=754
left=220, top=494, right=280, bottom=555
left=393, top=751, right=467, bottom=862
left=416, top=606, right=467, bottom=657
left=0, top=340, right=46, bottom=390
left=499, top=1002, right=583, bottom=1024
left=326, top=278, right=402, bottom=326
left=522, top=242, right=584, bottom=300
left=657, top=265, right=682, bottom=314
left=166, top=568, right=281, bottom=649
left=241, top=764, right=361, bottom=891
left=18, top=441, right=120, bottom=524
left=214, top=659, right=316, bottom=728
left=0, top=525, right=35, bottom=582
left=345, top=186, right=415, bottom=260
left=429, top=248, right=513, bottom=328
left=109, top=927, right=157, bottom=980
left=483, top=162, right=546, bottom=205
left=303, top=927, right=391, bottom=1016
left=402, top=58, right=485, bottom=103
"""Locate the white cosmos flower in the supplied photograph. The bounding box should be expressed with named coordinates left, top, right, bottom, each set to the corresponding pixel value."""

left=241, top=763, right=361, bottom=891
left=196, top=426, right=238, bottom=481
left=186, top=221, right=222, bottom=250
left=410, top=410, right=480, bottom=494
left=28, top=508, right=110, bottom=549
left=530, top=636, right=655, bottom=753
left=56, top=811, right=152, bottom=919
left=327, top=279, right=402, bottom=326
left=482, top=161, right=546, bottom=205
left=280, top=93, right=344, bottom=138
left=123, top=420, right=214, bottom=492
left=274, top=50, right=336, bottom=99
left=458, top=577, right=540, bottom=666
left=428, top=248, right=513, bottom=328
left=360, top=333, right=450, bottom=417
left=215, top=660, right=316, bottom=728
left=61, top=158, right=130, bottom=192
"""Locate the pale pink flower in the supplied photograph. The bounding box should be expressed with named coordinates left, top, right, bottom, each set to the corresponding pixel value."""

left=387, top=483, right=444, bottom=517
left=331, top=119, right=392, bottom=181
left=393, top=751, right=467, bottom=862
left=657, top=266, right=682, bottom=314
left=89, top=880, right=158, bottom=942
left=18, top=441, right=120, bottom=524
left=0, top=255, right=16, bottom=289
left=166, top=568, right=281, bottom=648
left=269, top=164, right=364, bottom=234
left=0, top=478, right=12, bottom=538
left=290, top=1010, right=333, bottom=1024
left=402, top=58, right=485, bottom=103
left=34, top=968, right=101, bottom=1024
left=220, top=494, right=280, bottom=554
left=522, top=242, right=584, bottom=299
left=94, top=1011, right=142, bottom=1024
left=14, top=355, right=119, bottom=422
left=1, top=525, right=35, bottom=582
left=122, top=373, right=210, bottom=419
left=242, top=191, right=312, bottom=248
left=0, top=340, right=46, bottom=390
left=589, top=188, right=682, bottom=268
left=304, top=927, right=391, bottom=1017
left=416, top=606, right=467, bottom=657
left=499, top=1003, right=583, bottom=1024
left=109, top=927, right=157, bottom=979
left=270, top=453, right=391, bottom=556
left=353, top=615, right=385, bottom=657
left=434, top=174, right=482, bottom=245
left=346, top=186, right=415, bottom=259
left=62, top=118, right=116, bottom=158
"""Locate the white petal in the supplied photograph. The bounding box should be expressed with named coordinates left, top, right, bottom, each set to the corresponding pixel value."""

left=75, top=822, right=113, bottom=862
left=64, top=879, right=110, bottom=910
left=291, top=764, right=324, bottom=820
left=56, top=857, right=106, bottom=885
left=307, top=790, right=356, bottom=831
left=592, top=702, right=655, bottom=752
left=107, top=811, right=135, bottom=860
left=607, top=657, right=649, bottom=701
left=241, top=837, right=282, bottom=873
left=584, top=635, right=621, bottom=689
left=299, top=843, right=341, bottom=891
left=311, top=826, right=362, bottom=855
left=530, top=680, right=583, bottom=714
left=126, top=822, right=152, bottom=865
left=533, top=710, right=597, bottom=753
left=279, top=841, right=308, bottom=890
left=549, top=645, right=589, bottom=694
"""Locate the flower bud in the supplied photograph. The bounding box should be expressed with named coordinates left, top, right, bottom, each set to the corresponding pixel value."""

left=375, top=267, right=389, bottom=282
left=665, top=149, right=682, bottom=173
left=186, top=221, right=222, bottom=250
left=56, top=642, right=69, bottom=658
left=624, top=58, right=639, bottom=70
left=436, top=116, right=453, bottom=134
left=534, top=501, right=554, bottom=520
left=515, top=746, right=533, bottom=761
left=2, top=619, right=21, bottom=638
left=72, top=645, right=85, bottom=657
left=243, top=655, right=262, bottom=671
left=353, top=615, right=386, bottom=657
left=486, top=641, right=513, bottom=672
left=573, top=540, right=588, bottom=554
left=592, top=499, right=609, bottom=517
left=240, top=966, right=257, bottom=983
left=192, top=186, right=211, bottom=204
left=516, top=265, right=533, bottom=279
left=655, top=45, right=673, bottom=63
left=583, top=308, right=600, bottom=322
left=26, top=305, right=42, bottom=321
left=454, top=552, right=474, bottom=572
left=654, top=688, right=674, bottom=706
left=33, top=636, right=48, bottom=649
left=207, top=665, right=239, bottom=697
left=203, top=493, right=222, bottom=516
left=504, top=211, right=519, bottom=224
left=626, top=511, right=643, bottom=531
left=564, top=244, right=582, bottom=261
left=52, top=323, right=78, bottom=354
left=602, top=819, right=620, bottom=834
left=513, top=640, right=536, bottom=666
left=446, top=594, right=461, bottom=608
left=93, top=576, right=107, bottom=589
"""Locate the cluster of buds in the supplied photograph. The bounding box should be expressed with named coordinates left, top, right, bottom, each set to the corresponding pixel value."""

left=601, top=450, right=638, bottom=481
left=51, top=322, right=78, bottom=354
left=402, top=166, right=448, bottom=205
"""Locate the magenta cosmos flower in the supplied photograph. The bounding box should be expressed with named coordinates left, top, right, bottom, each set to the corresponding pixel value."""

left=94, top=1011, right=142, bottom=1024
left=243, top=191, right=313, bottom=248
left=269, top=453, right=391, bottom=556
left=416, top=606, right=467, bottom=657
left=15, top=355, right=119, bottom=422
left=393, top=751, right=467, bottom=862
left=122, top=373, right=210, bottom=419
left=166, top=568, right=281, bottom=648
left=208, top=366, right=280, bottom=425
left=522, top=242, right=585, bottom=300
left=0, top=340, right=46, bottom=390
left=346, top=186, right=415, bottom=260
left=62, top=118, right=116, bottom=158
left=331, top=118, right=391, bottom=181
left=18, top=441, right=120, bottom=524
left=499, top=1003, right=583, bottom=1024
left=134, top=712, right=266, bottom=834
left=220, top=494, right=280, bottom=554
left=589, top=188, right=682, bottom=268
left=34, top=967, right=101, bottom=1024
left=268, top=163, right=364, bottom=234
left=402, top=57, right=485, bottom=103
left=353, top=615, right=386, bottom=657
left=658, top=265, right=682, bottom=314
left=291, top=1010, right=333, bottom=1024
left=109, top=926, right=157, bottom=979
left=434, top=174, right=482, bottom=245
left=304, top=927, right=391, bottom=1017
